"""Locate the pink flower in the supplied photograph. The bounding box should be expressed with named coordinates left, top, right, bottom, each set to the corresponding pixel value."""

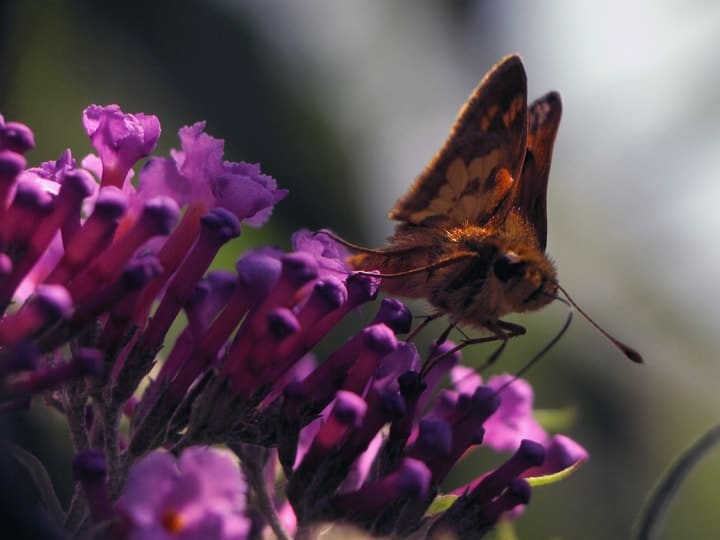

left=82, top=105, right=161, bottom=188
left=117, top=447, right=250, bottom=540
left=451, top=366, right=588, bottom=475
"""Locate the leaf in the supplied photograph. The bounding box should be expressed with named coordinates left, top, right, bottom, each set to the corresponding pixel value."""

left=526, top=458, right=585, bottom=487
left=425, top=451, right=587, bottom=519
left=633, top=423, right=720, bottom=540
left=0, top=441, right=66, bottom=525
left=425, top=493, right=457, bottom=516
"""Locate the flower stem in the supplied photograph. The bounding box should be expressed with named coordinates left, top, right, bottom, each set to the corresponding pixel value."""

left=102, top=403, right=123, bottom=498
left=231, top=443, right=290, bottom=540
left=65, top=381, right=90, bottom=452
left=63, top=483, right=87, bottom=532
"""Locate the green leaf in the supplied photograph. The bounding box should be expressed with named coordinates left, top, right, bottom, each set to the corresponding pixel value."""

left=634, top=423, right=720, bottom=540
left=526, top=458, right=586, bottom=487
left=0, top=441, right=66, bottom=525
left=425, top=454, right=587, bottom=520
left=534, top=405, right=577, bottom=432
left=425, top=493, right=457, bottom=516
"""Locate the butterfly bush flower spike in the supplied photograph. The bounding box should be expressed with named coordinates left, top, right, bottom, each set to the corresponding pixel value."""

left=0, top=59, right=592, bottom=540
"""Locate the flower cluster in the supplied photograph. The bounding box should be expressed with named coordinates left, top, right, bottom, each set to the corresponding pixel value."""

left=0, top=106, right=586, bottom=540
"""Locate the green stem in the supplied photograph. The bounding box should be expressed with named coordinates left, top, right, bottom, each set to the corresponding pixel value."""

left=634, top=423, right=720, bottom=540
left=231, top=443, right=289, bottom=540
left=65, top=382, right=90, bottom=452
left=63, top=483, right=87, bottom=532
left=103, top=402, right=123, bottom=498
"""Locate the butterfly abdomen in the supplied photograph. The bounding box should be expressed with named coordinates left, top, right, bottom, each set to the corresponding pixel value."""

left=349, top=226, right=446, bottom=298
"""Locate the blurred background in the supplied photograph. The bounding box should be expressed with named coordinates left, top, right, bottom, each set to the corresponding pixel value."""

left=2, top=1, right=720, bottom=538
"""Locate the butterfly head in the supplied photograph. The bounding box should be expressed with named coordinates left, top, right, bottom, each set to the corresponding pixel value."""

left=492, top=249, right=557, bottom=313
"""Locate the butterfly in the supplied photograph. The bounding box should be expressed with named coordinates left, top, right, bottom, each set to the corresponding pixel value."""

left=330, top=54, right=641, bottom=363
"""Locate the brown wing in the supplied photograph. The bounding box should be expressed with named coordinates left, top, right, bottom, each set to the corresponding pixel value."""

left=389, top=54, right=528, bottom=228
left=510, top=92, right=562, bottom=250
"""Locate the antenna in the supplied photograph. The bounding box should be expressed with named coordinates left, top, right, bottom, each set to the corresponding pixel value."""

left=557, top=284, right=643, bottom=363
left=457, top=288, right=642, bottom=396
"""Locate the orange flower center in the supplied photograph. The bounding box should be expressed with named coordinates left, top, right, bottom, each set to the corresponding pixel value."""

left=160, top=509, right=185, bottom=533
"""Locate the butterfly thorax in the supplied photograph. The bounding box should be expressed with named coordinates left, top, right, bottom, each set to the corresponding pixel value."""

left=351, top=219, right=557, bottom=327
left=441, top=220, right=557, bottom=325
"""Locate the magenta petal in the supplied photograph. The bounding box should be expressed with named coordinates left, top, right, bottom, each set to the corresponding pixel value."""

left=211, top=167, right=287, bottom=226
left=539, top=434, right=589, bottom=475
left=291, top=229, right=350, bottom=279
left=482, top=373, right=548, bottom=452
left=138, top=157, right=189, bottom=205
left=15, top=233, right=64, bottom=302
left=25, top=149, right=78, bottom=183
left=117, top=447, right=249, bottom=540
left=450, top=364, right=483, bottom=395
left=178, top=447, right=246, bottom=503
left=173, top=122, right=224, bottom=207
left=212, top=174, right=272, bottom=219
left=80, top=154, right=103, bottom=183
left=117, top=451, right=179, bottom=527
left=338, top=431, right=384, bottom=493
left=82, top=106, right=161, bottom=160
left=82, top=105, right=161, bottom=187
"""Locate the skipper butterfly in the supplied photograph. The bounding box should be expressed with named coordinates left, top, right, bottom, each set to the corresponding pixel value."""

left=332, top=54, right=641, bottom=362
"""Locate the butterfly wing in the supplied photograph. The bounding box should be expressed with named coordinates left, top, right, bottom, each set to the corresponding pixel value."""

left=389, top=54, right=528, bottom=228
left=510, top=91, right=562, bottom=251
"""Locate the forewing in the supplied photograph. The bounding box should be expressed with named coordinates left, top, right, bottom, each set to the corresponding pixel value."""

left=389, top=54, right=528, bottom=228
left=511, top=91, right=562, bottom=250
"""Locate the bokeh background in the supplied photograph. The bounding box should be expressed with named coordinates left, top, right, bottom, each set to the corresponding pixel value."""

left=2, top=1, right=720, bottom=538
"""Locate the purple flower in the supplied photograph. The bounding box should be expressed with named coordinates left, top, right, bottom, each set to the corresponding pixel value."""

left=455, top=368, right=546, bottom=451
left=0, top=115, right=35, bottom=153
left=137, top=122, right=286, bottom=225
left=291, top=229, right=351, bottom=280
left=212, top=161, right=287, bottom=227
left=82, top=105, right=161, bottom=188
left=450, top=366, right=584, bottom=462
left=117, top=447, right=250, bottom=540
left=527, top=433, right=589, bottom=477
left=25, top=148, right=78, bottom=183
left=126, top=123, right=287, bottom=326
left=14, top=232, right=64, bottom=301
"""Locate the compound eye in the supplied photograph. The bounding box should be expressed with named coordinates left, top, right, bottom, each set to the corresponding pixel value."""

left=493, top=254, right=526, bottom=282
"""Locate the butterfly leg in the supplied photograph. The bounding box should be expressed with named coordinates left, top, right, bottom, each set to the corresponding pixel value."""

left=420, top=321, right=526, bottom=376
left=407, top=312, right=444, bottom=341
left=423, top=321, right=458, bottom=363
left=473, top=320, right=526, bottom=372
left=422, top=314, right=457, bottom=373
left=455, top=326, right=472, bottom=341
left=421, top=323, right=505, bottom=376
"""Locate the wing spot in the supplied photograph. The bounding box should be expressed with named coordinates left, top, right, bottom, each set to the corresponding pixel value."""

left=406, top=158, right=468, bottom=223
left=482, top=172, right=497, bottom=192
left=503, top=95, right=525, bottom=127
left=446, top=158, right=469, bottom=192
left=494, top=168, right=514, bottom=191
left=467, top=149, right=501, bottom=185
